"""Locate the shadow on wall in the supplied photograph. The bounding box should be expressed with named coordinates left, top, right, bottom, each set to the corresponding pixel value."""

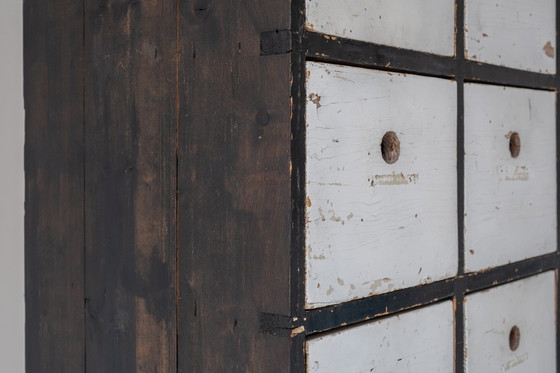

left=0, top=0, right=25, bottom=372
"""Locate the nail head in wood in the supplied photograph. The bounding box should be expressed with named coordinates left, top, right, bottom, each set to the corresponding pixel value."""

left=256, top=109, right=270, bottom=126
left=260, top=30, right=292, bottom=56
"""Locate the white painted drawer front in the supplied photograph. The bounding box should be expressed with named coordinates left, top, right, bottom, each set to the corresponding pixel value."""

left=307, top=301, right=454, bottom=373
left=464, top=271, right=556, bottom=372
left=465, top=0, right=556, bottom=73
left=305, top=62, right=457, bottom=308
left=464, top=84, right=556, bottom=272
left=305, top=0, right=455, bottom=56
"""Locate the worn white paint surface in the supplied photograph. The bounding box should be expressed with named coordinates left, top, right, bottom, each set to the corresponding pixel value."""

left=465, top=0, right=556, bottom=73
left=464, top=271, right=556, bottom=373
left=0, top=0, right=25, bottom=372
left=464, top=84, right=556, bottom=272
left=305, top=0, right=455, bottom=56
left=307, top=301, right=454, bottom=373
left=305, top=62, right=457, bottom=308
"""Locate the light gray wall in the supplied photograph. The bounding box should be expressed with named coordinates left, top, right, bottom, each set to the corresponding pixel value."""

left=0, top=0, right=25, bottom=371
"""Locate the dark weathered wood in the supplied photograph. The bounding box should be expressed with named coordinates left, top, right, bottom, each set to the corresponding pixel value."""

left=177, top=1, right=295, bottom=371
left=24, top=0, right=85, bottom=371
left=84, top=0, right=177, bottom=371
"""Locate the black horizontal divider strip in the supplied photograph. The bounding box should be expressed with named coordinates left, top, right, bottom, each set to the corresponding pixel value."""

left=304, top=252, right=559, bottom=336
left=304, top=31, right=456, bottom=78
left=304, top=278, right=455, bottom=335
left=464, top=252, right=559, bottom=294
left=463, top=60, right=557, bottom=90
left=304, top=31, right=558, bottom=90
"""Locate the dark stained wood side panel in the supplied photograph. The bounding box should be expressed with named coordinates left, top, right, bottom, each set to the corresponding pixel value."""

left=84, top=0, right=177, bottom=371
left=24, top=0, right=85, bottom=372
left=178, top=1, right=294, bottom=371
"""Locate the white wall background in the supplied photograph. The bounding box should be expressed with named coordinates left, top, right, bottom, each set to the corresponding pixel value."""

left=0, top=0, right=25, bottom=371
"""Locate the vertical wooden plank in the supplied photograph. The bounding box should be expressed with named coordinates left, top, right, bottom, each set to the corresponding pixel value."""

left=24, top=0, right=85, bottom=371
left=178, top=1, right=294, bottom=371
left=84, top=0, right=177, bottom=371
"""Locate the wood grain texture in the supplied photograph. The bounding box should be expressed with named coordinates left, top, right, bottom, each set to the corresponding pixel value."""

left=307, top=301, right=454, bottom=372
left=464, top=271, right=556, bottom=372
left=305, top=0, right=455, bottom=56
left=465, top=0, right=556, bottom=73
left=305, top=62, right=458, bottom=308
left=177, top=1, right=294, bottom=371
left=464, top=84, right=556, bottom=272
left=84, top=0, right=177, bottom=371
left=24, top=0, right=85, bottom=371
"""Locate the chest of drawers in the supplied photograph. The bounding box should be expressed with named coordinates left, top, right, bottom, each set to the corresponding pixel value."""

left=26, top=0, right=559, bottom=371
left=298, top=0, right=558, bottom=370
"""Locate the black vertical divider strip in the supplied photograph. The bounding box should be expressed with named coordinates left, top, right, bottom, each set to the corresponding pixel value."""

left=455, top=80, right=466, bottom=373
left=175, top=0, right=181, bottom=370
left=82, top=0, right=87, bottom=370
left=456, top=0, right=466, bottom=372
left=454, top=283, right=466, bottom=373
left=457, top=2, right=466, bottom=278
left=291, top=0, right=308, bottom=371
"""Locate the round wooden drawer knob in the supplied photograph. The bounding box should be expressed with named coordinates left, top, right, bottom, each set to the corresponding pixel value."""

left=509, top=325, right=520, bottom=351
left=381, top=131, right=400, bottom=164
left=509, top=132, right=521, bottom=158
